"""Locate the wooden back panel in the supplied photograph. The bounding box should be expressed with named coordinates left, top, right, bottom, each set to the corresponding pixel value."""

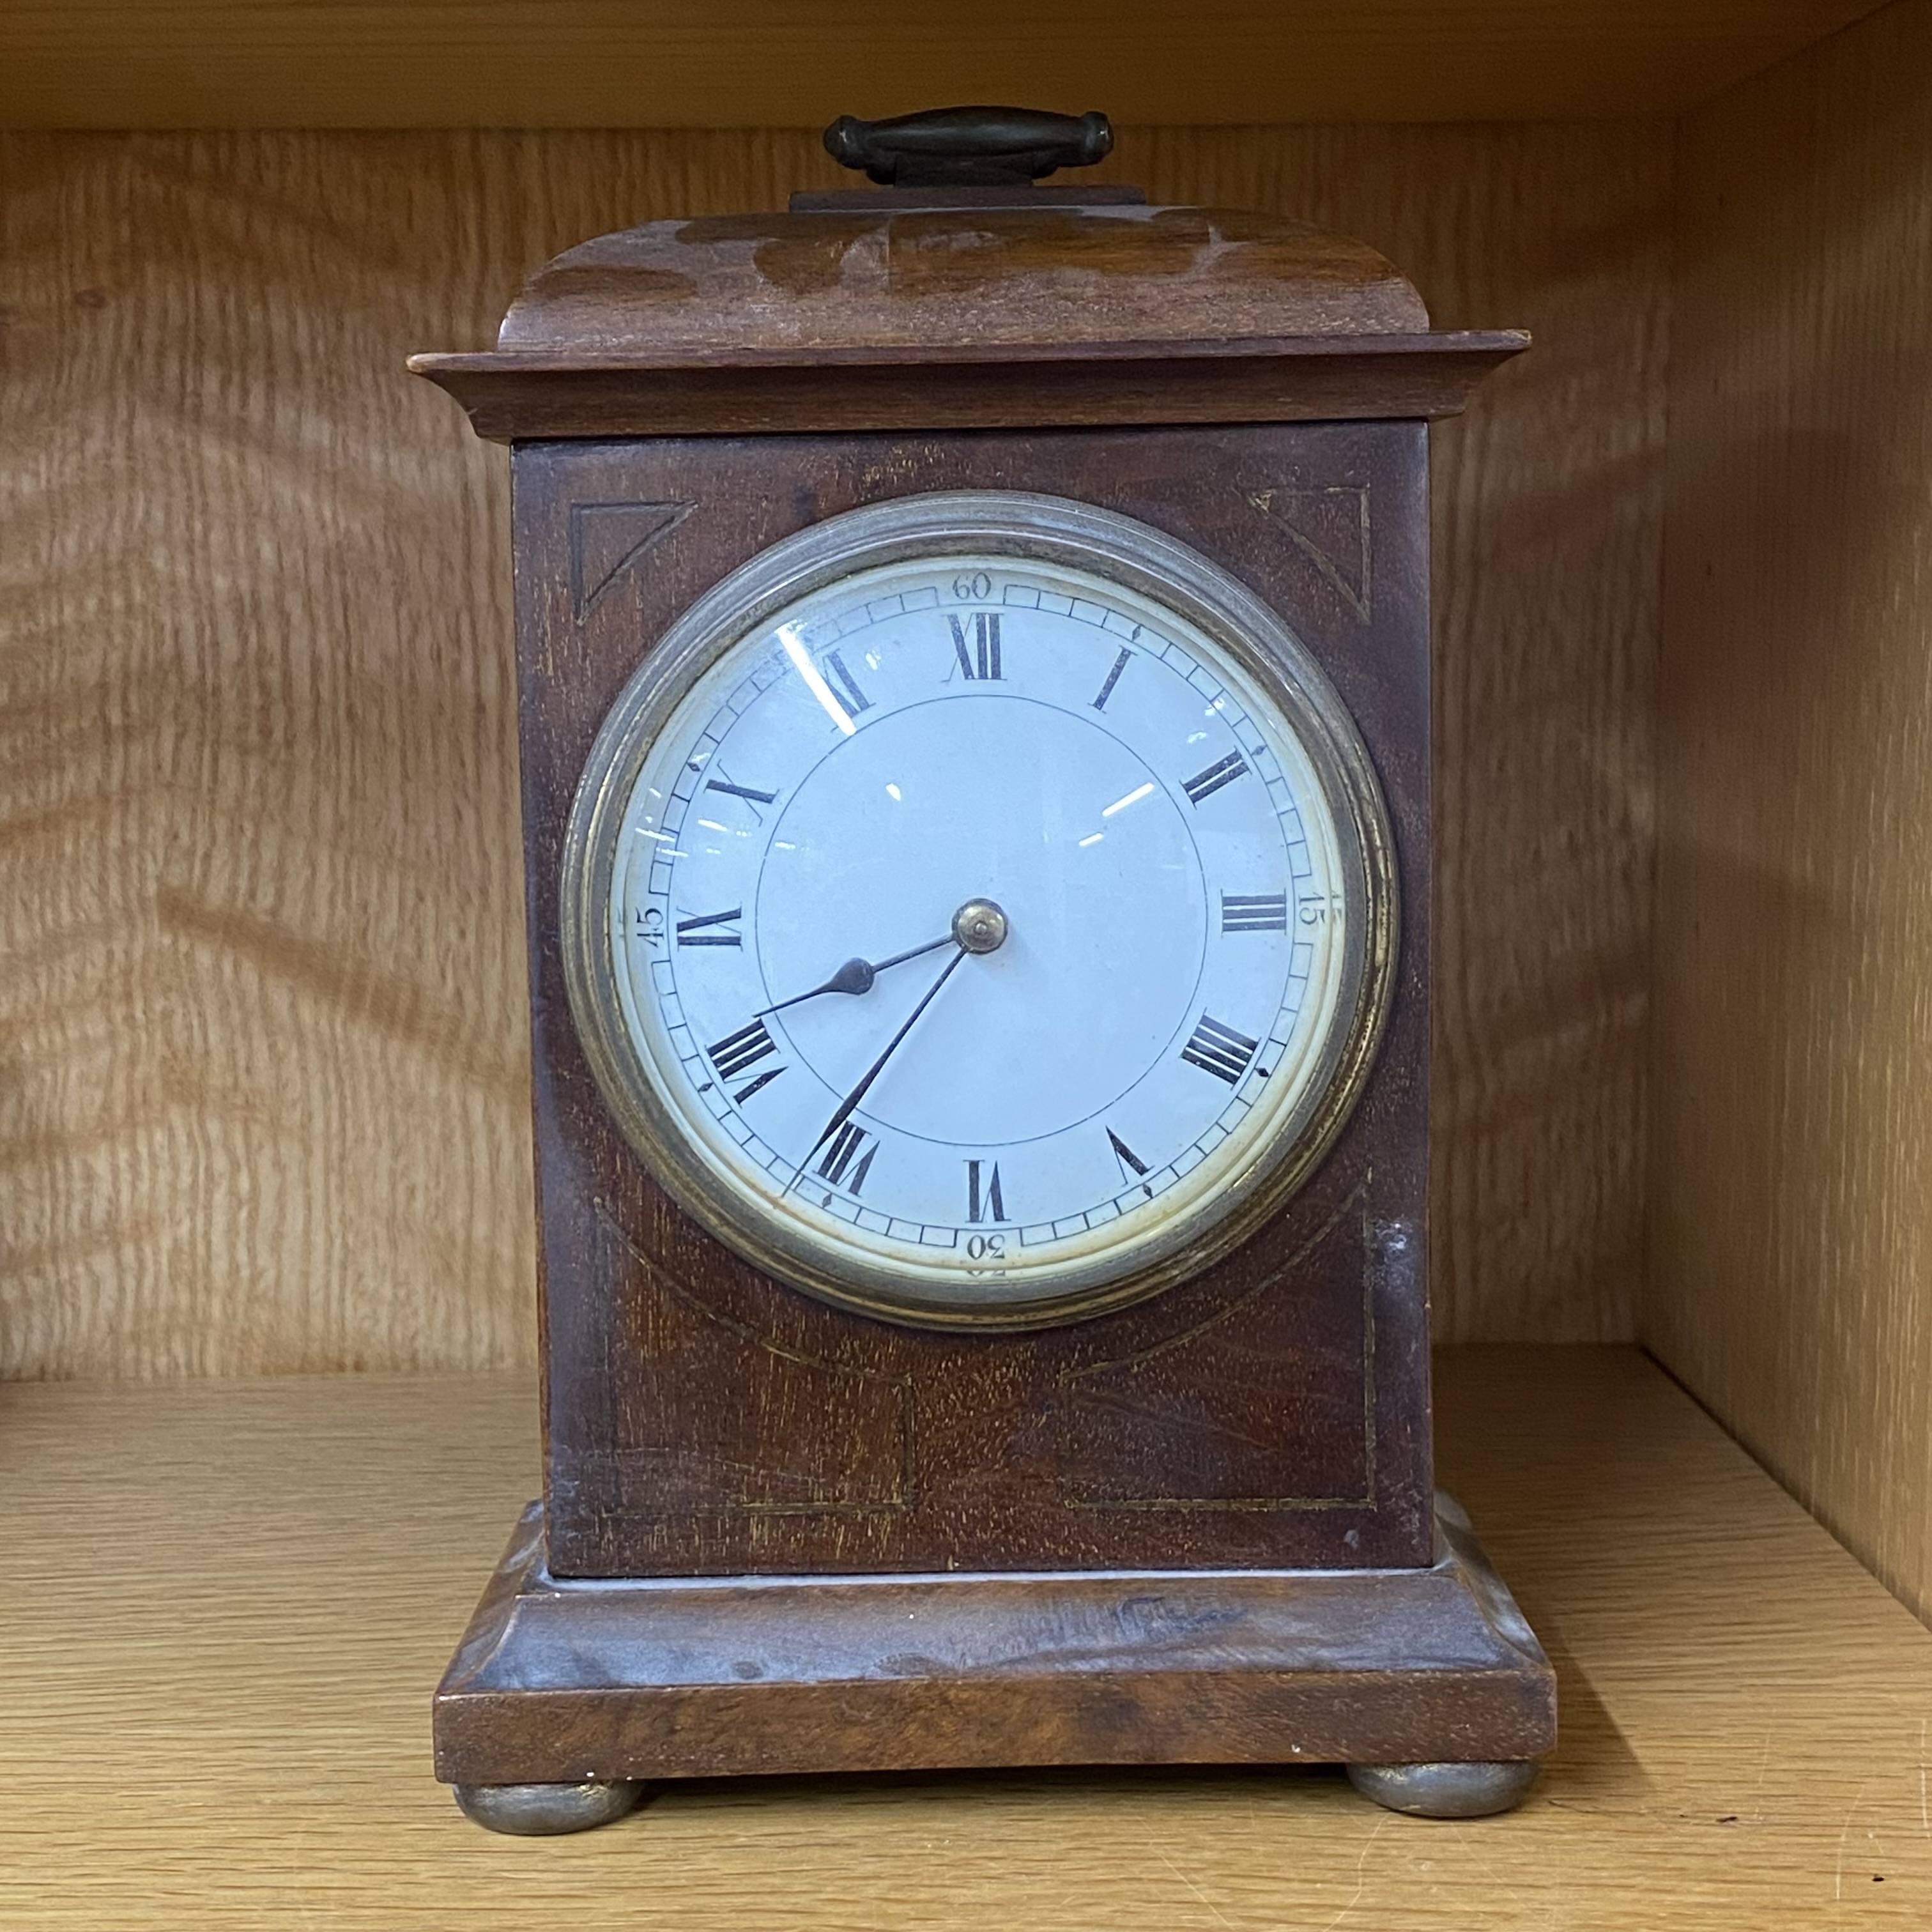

left=0, top=125, right=1665, bottom=1381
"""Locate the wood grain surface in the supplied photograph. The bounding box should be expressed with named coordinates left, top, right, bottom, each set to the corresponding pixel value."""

left=486, top=200, right=1433, bottom=350
left=514, top=425, right=1439, bottom=1579
left=3, top=1348, right=1929, bottom=1927
left=0, top=125, right=1667, bottom=1375
left=0, top=1, right=1885, bottom=128
left=1648, top=0, right=1932, bottom=1624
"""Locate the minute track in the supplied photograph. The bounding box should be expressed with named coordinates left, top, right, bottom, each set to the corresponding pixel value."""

left=578, top=500, right=1388, bottom=1325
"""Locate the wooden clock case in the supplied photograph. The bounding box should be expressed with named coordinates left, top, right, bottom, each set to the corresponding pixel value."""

left=413, top=163, right=1555, bottom=1828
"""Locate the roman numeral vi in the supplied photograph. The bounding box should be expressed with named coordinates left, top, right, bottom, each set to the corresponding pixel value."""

left=966, top=1159, right=1007, bottom=1223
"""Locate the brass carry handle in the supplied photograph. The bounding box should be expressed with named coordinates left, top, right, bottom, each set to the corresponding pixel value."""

left=824, top=106, right=1113, bottom=188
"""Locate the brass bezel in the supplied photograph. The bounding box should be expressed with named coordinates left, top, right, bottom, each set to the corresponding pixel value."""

left=560, top=491, right=1398, bottom=1330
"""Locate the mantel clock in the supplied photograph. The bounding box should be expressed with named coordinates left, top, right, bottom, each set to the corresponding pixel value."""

left=413, top=107, right=1555, bottom=1834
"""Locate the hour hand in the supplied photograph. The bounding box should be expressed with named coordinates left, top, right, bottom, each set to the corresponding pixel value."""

left=756, top=932, right=954, bottom=1017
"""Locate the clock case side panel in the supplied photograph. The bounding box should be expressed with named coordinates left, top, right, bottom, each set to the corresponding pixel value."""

left=510, top=424, right=1436, bottom=1578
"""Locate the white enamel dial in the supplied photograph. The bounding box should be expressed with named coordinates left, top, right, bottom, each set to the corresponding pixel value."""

left=564, top=494, right=1393, bottom=1326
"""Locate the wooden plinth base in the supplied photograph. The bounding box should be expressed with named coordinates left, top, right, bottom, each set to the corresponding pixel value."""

left=434, top=1494, right=1554, bottom=1789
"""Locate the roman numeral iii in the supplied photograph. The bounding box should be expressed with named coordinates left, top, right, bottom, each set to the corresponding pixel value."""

left=1222, top=892, right=1289, bottom=933
left=1181, top=1014, right=1261, bottom=1085
left=948, top=613, right=1003, bottom=680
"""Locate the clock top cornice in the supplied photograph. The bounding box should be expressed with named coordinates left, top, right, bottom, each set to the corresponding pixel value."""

left=411, top=187, right=1525, bottom=442
left=493, top=195, right=1432, bottom=356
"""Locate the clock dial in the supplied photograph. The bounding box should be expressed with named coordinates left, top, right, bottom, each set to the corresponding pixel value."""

left=564, top=494, right=1394, bottom=1326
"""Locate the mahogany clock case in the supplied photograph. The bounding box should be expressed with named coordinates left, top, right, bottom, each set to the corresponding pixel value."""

left=514, top=418, right=1434, bottom=1581
left=415, top=167, right=1552, bottom=1808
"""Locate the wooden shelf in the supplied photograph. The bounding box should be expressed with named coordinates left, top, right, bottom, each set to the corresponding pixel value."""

left=3, top=1346, right=1929, bottom=1924
left=0, top=3, right=1887, bottom=128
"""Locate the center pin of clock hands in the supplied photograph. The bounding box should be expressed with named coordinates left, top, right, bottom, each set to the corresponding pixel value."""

left=781, top=898, right=1008, bottom=1200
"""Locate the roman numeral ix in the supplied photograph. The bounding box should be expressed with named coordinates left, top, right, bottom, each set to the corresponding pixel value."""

left=948, top=612, right=1003, bottom=680
left=677, top=906, right=743, bottom=947
left=1181, top=1014, right=1261, bottom=1085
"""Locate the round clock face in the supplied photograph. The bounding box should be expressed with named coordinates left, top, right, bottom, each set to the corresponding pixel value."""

left=563, top=493, right=1395, bottom=1328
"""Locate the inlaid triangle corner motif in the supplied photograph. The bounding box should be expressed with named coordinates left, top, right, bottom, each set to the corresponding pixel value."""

left=569, top=500, right=695, bottom=620
left=1248, top=485, right=1372, bottom=622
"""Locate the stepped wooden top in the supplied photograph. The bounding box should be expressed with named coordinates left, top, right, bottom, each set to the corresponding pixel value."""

left=410, top=192, right=1527, bottom=438
left=491, top=198, right=1433, bottom=354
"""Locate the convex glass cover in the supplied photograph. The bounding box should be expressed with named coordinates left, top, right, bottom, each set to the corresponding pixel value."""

left=563, top=493, right=1395, bottom=1326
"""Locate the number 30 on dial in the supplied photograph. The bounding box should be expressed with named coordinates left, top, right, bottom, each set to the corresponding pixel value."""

left=562, top=493, right=1396, bottom=1328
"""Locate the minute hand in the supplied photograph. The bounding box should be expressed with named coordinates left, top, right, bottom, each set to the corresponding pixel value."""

left=786, top=942, right=968, bottom=1195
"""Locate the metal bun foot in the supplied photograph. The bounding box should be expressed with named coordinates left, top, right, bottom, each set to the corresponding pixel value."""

left=1347, top=1759, right=1540, bottom=1818
left=452, top=1779, right=648, bottom=1835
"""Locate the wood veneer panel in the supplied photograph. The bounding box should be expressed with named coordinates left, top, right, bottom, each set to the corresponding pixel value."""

left=0, top=125, right=1666, bottom=1374
left=3, top=1351, right=1931, bottom=1924
left=1144, top=126, right=1671, bottom=1342
left=0, top=2, right=1886, bottom=128
left=1650, top=0, right=1932, bottom=1623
